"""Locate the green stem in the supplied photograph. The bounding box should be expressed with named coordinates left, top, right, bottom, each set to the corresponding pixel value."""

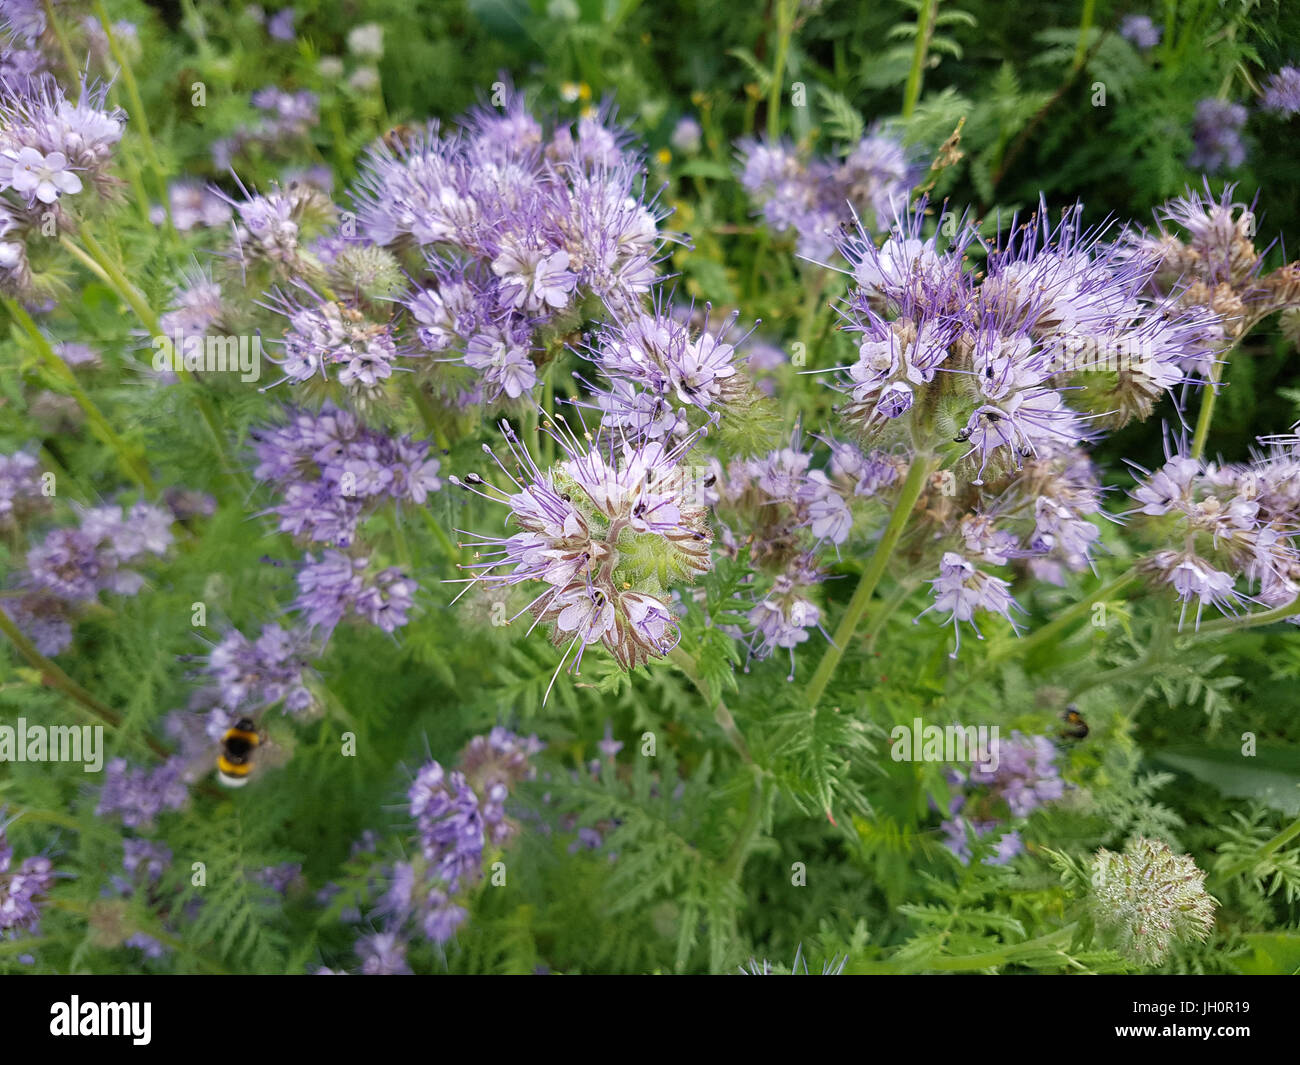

left=902, top=0, right=938, bottom=119
left=2, top=297, right=155, bottom=492
left=0, top=605, right=170, bottom=759
left=766, top=0, right=797, bottom=139
left=64, top=231, right=161, bottom=335
left=1190, top=354, right=1228, bottom=460
left=920, top=925, right=1077, bottom=972
left=667, top=645, right=754, bottom=764
left=61, top=232, right=245, bottom=490
left=42, top=0, right=80, bottom=76
left=407, top=379, right=450, bottom=450
left=1218, top=813, right=1300, bottom=880
left=804, top=451, right=934, bottom=709
left=1072, top=0, right=1097, bottom=70
left=1189, top=592, right=1300, bottom=637
left=989, top=566, right=1138, bottom=665
left=722, top=767, right=768, bottom=881
left=92, top=0, right=172, bottom=220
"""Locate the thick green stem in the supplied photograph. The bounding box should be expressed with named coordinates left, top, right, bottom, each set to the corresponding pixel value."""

left=920, top=924, right=1077, bottom=972
left=667, top=645, right=754, bottom=764
left=1072, top=0, right=1097, bottom=70
left=2, top=297, right=155, bottom=493
left=92, top=0, right=172, bottom=221
left=1190, top=356, right=1227, bottom=461
left=722, top=767, right=768, bottom=881
left=805, top=451, right=934, bottom=709
left=902, top=0, right=938, bottom=118
left=766, top=0, right=797, bottom=139
left=61, top=232, right=244, bottom=489
left=1190, top=592, right=1300, bottom=637
left=990, top=566, right=1139, bottom=665
left=1218, top=813, right=1300, bottom=880
left=0, top=605, right=169, bottom=759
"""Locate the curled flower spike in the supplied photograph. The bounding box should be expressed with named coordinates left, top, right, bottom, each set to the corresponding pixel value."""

left=451, top=413, right=711, bottom=699
left=917, top=551, right=1024, bottom=657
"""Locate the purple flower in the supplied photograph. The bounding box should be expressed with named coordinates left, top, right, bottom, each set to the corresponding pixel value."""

left=737, top=128, right=914, bottom=259
left=266, top=8, right=296, bottom=41
left=356, top=930, right=411, bottom=975
left=453, top=419, right=710, bottom=687
left=204, top=622, right=314, bottom=716
left=0, top=75, right=124, bottom=201
left=1261, top=67, right=1300, bottom=117
left=918, top=552, right=1024, bottom=657
left=1119, top=14, right=1161, bottom=50
left=1189, top=98, right=1247, bottom=173
left=97, top=758, right=191, bottom=828
left=294, top=550, right=416, bottom=636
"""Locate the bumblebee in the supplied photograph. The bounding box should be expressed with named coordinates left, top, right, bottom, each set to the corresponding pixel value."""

left=217, top=718, right=261, bottom=787
left=1059, top=705, right=1089, bottom=740
left=381, top=124, right=419, bottom=153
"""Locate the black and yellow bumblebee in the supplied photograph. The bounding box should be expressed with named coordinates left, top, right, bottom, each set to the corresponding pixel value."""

left=380, top=124, right=419, bottom=153
left=1059, top=705, right=1089, bottom=741
left=217, top=718, right=261, bottom=787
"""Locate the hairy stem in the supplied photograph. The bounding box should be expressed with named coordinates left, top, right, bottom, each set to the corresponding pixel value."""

left=989, top=566, right=1139, bottom=665
left=1190, top=356, right=1227, bottom=461
left=0, top=605, right=170, bottom=759
left=667, top=645, right=754, bottom=764
left=2, top=297, right=155, bottom=493
left=805, top=451, right=934, bottom=709
left=766, top=0, right=797, bottom=139
left=902, top=0, right=938, bottom=118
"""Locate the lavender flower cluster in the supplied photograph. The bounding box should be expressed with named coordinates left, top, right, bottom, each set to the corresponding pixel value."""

left=345, top=90, right=679, bottom=402
left=1129, top=432, right=1300, bottom=628
left=941, top=732, right=1065, bottom=865
left=0, top=809, right=55, bottom=939
left=0, top=73, right=125, bottom=296
left=737, top=129, right=914, bottom=260
left=828, top=196, right=1220, bottom=652
left=349, top=728, right=542, bottom=973
left=7, top=494, right=173, bottom=656
left=454, top=417, right=711, bottom=688
left=706, top=431, right=869, bottom=674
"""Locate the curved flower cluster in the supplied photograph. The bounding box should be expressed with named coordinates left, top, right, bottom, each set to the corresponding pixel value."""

left=203, top=622, right=315, bottom=717
left=454, top=418, right=711, bottom=687
left=706, top=432, right=857, bottom=674
left=294, top=550, right=416, bottom=635
left=97, top=758, right=191, bottom=829
left=0, top=74, right=125, bottom=296
left=582, top=300, right=757, bottom=442
left=1261, top=66, right=1300, bottom=117
left=349, top=729, right=541, bottom=969
left=839, top=198, right=1214, bottom=458
left=150, top=180, right=231, bottom=232
left=0, top=810, right=54, bottom=939
left=1118, top=183, right=1300, bottom=356
left=7, top=498, right=173, bottom=655
left=1189, top=98, right=1247, bottom=173
left=941, top=731, right=1064, bottom=864
left=0, top=449, right=48, bottom=525
left=211, top=87, right=319, bottom=170
left=737, top=129, right=914, bottom=260
left=1129, top=434, right=1300, bottom=628
left=253, top=405, right=442, bottom=547
left=1089, top=837, right=1217, bottom=966
left=346, top=90, right=675, bottom=401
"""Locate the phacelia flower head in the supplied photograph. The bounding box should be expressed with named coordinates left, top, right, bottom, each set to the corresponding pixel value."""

left=1188, top=98, right=1247, bottom=173
left=1260, top=66, right=1300, bottom=117
left=453, top=415, right=711, bottom=694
